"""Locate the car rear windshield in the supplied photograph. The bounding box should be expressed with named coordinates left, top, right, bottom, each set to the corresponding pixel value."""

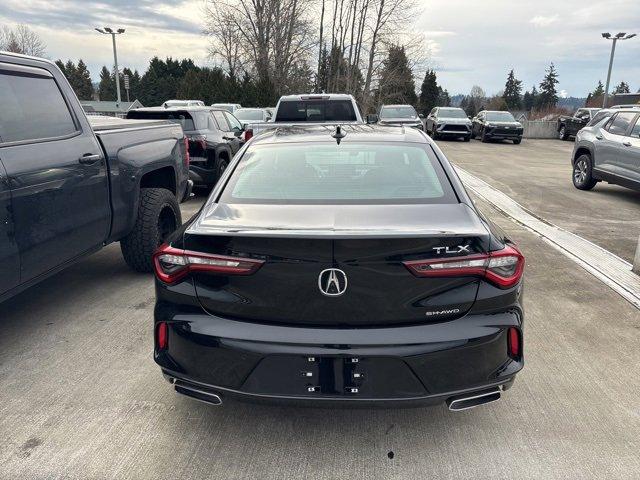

left=219, top=143, right=457, bottom=205
left=276, top=100, right=357, bottom=122
left=486, top=112, right=516, bottom=122
left=438, top=108, right=467, bottom=119
left=127, top=110, right=207, bottom=131
left=379, top=106, right=417, bottom=119
left=235, top=109, right=264, bottom=121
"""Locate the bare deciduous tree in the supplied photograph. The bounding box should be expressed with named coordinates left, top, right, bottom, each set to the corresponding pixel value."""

left=0, top=24, right=46, bottom=57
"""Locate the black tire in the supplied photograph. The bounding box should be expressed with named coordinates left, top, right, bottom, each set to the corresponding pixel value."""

left=470, top=130, right=475, bottom=139
left=120, top=188, right=182, bottom=272
left=481, top=128, right=489, bottom=143
left=558, top=125, right=568, bottom=141
left=572, top=154, right=598, bottom=191
left=216, top=155, right=230, bottom=183
left=432, top=130, right=439, bottom=140
left=513, top=138, right=521, bottom=144
left=463, top=135, right=471, bottom=142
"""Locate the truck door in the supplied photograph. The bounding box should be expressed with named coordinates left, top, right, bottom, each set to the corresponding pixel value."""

left=0, top=62, right=111, bottom=284
left=0, top=158, right=20, bottom=297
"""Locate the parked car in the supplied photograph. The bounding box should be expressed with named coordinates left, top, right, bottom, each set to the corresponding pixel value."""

left=571, top=108, right=640, bottom=191
left=557, top=108, right=600, bottom=140
left=163, top=100, right=205, bottom=108
left=128, top=107, right=244, bottom=189
left=424, top=107, right=472, bottom=141
left=152, top=124, right=525, bottom=410
left=0, top=52, right=191, bottom=302
left=375, top=104, right=423, bottom=130
left=246, top=94, right=364, bottom=138
left=211, top=103, right=242, bottom=114
left=233, top=107, right=271, bottom=128
left=471, top=111, right=523, bottom=144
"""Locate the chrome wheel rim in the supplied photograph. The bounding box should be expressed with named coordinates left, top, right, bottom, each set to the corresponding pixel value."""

left=574, top=159, right=587, bottom=184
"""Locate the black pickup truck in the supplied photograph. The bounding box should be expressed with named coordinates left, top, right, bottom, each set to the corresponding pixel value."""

left=0, top=52, right=191, bottom=302
left=557, top=108, right=600, bottom=140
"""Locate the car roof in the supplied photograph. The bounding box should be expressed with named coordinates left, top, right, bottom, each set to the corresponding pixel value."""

left=380, top=104, right=415, bottom=108
left=278, top=93, right=355, bottom=101
left=249, top=124, right=430, bottom=146
left=131, top=106, right=223, bottom=113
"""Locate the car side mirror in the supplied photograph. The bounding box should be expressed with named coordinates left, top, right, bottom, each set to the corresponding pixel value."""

left=366, top=114, right=379, bottom=124
left=418, top=113, right=425, bottom=119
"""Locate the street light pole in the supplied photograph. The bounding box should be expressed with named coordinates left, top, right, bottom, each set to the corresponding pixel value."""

left=601, top=32, right=636, bottom=108
left=95, top=27, right=126, bottom=105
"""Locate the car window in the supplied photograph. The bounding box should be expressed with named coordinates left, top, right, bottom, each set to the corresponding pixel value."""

left=606, top=112, right=637, bottom=136
left=276, top=100, right=357, bottom=122
left=576, top=110, right=590, bottom=120
left=629, top=118, right=640, bottom=138
left=379, top=106, right=418, bottom=119
left=220, top=142, right=457, bottom=205
left=587, top=111, right=612, bottom=127
left=486, top=112, right=516, bottom=122
left=234, top=109, right=265, bottom=121
left=438, top=108, right=467, bottom=119
left=0, top=69, right=77, bottom=144
left=224, top=112, right=243, bottom=131
left=212, top=111, right=230, bottom=131
left=127, top=110, right=201, bottom=131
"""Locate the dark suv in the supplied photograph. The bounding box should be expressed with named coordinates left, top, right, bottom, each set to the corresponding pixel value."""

left=128, top=107, right=244, bottom=188
left=471, top=111, right=523, bottom=144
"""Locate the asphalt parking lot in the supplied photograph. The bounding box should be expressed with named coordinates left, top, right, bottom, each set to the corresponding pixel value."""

left=1, top=140, right=639, bottom=479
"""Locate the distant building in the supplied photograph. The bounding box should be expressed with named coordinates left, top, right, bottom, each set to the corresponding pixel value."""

left=610, top=92, right=640, bottom=107
left=80, top=100, right=144, bottom=118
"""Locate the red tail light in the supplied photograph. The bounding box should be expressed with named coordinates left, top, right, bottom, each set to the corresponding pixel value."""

left=182, top=136, right=190, bottom=166
left=243, top=128, right=253, bottom=141
left=508, top=327, right=521, bottom=359
left=157, top=322, right=168, bottom=350
left=403, top=244, right=524, bottom=289
left=153, top=244, right=265, bottom=284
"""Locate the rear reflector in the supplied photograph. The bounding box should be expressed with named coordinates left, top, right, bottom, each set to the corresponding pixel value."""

left=153, top=244, right=265, bottom=284
left=157, top=322, right=168, bottom=350
left=508, top=327, right=521, bottom=359
left=403, top=244, right=524, bottom=288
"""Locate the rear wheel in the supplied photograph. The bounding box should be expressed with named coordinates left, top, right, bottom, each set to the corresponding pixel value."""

left=572, top=154, right=598, bottom=190
left=558, top=126, right=568, bottom=141
left=481, top=128, right=489, bottom=143
left=120, top=188, right=182, bottom=272
left=513, top=138, right=521, bottom=144
left=463, top=135, right=471, bottom=142
left=216, top=155, right=230, bottom=183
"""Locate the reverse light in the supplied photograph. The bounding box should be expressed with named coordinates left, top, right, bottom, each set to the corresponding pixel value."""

left=403, top=244, right=524, bottom=289
left=157, top=322, right=168, bottom=350
left=153, top=244, right=264, bottom=284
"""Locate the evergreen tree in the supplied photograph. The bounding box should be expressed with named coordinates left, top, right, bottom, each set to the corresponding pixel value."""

left=592, top=80, right=604, bottom=97
left=437, top=87, right=451, bottom=107
left=537, top=63, right=559, bottom=108
left=74, top=60, right=94, bottom=100
left=55, top=60, right=66, bottom=76
left=378, top=45, right=417, bottom=106
left=614, top=81, right=630, bottom=94
left=418, top=70, right=439, bottom=115
left=98, top=66, right=116, bottom=101
left=503, top=69, right=523, bottom=110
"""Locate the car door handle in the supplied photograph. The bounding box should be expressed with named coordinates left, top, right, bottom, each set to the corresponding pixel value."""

left=622, top=141, right=632, bottom=147
left=78, top=153, right=102, bottom=165
left=595, top=134, right=603, bottom=140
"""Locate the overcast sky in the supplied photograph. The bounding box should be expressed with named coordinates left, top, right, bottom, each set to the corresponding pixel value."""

left=1, top=0, right=639, bottom=97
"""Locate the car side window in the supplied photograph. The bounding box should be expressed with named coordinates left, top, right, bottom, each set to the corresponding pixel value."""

left=0, top=68, right=78, bottom=144
left=576, top=110, right=589, bottom=121
left=629, top=117, right=640, bottom=138
left=212, top=111, right=230, bottom=131
left=224, top=112, right=243, bottom=131
left=606, top=112, right=637, bottom=136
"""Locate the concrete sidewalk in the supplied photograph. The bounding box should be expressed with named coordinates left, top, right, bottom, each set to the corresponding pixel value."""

left=0, top=192, right=638, bottom=479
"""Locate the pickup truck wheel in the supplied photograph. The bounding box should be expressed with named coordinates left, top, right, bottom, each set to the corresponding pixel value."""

left=558, top=126, right=568, bottom=141
left=120, top=188, right=182, bottom=272
left=572, top=154, right=598, bottom=191
left=513, top=138, right=522, bottom=144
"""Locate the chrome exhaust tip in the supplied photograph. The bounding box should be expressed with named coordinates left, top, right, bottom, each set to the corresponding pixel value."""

left=447, top=387, right=502, bottom=412
left=173, top=380, right=223, bottom=406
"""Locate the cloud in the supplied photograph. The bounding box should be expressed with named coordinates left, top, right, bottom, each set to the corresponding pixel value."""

left=530, top=14, right=560, bottom=27
left=559, top=89, right=569, bottom=98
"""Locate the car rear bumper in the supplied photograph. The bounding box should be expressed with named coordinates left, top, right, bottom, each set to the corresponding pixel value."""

left=154, top=309, right=524, bottom=406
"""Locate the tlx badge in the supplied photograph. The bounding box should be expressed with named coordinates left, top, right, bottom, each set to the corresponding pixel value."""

left=432, top=245, right=471, bottom=255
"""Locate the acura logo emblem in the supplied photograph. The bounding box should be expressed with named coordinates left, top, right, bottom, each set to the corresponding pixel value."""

left=318, top=268, right=348, bottom=296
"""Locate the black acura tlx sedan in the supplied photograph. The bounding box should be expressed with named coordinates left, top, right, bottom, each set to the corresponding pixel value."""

left=153, top=125, right=525, bottom=410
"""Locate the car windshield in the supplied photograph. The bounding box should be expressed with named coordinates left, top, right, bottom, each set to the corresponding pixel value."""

left=220, top=143, right=457, bottom=205
left=234, top=109, right=264, bottom=121
left=438, top=108, right=467, bottom=119
left=127, top=110, right=208, bottom=131
left=276, top=100, right=357, bottom=122
left=486, top=112, right=516, bottom=122
left=380, top=106, right=417, bottom=119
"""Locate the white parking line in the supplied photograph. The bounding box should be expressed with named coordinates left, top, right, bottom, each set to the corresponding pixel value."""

left=455, top=166, right=640, bottom=310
